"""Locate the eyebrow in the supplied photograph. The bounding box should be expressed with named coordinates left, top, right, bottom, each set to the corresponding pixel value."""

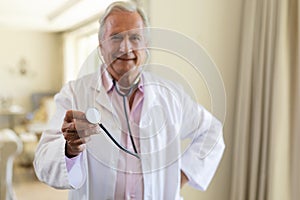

left=109, top=32, right=122, bottom=37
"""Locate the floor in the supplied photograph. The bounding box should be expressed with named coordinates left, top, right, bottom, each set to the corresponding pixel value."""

left=13, top=165, right=69, bottom=200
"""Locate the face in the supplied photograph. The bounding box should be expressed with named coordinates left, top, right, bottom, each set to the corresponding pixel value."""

left=99, top=11, right=147, bottom=81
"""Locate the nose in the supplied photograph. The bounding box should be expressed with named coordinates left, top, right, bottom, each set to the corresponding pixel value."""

left=119, top=36, right=132, bottom=53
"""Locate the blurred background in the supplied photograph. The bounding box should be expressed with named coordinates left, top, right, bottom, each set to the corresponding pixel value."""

left=0, top=0, right=298, bottom=200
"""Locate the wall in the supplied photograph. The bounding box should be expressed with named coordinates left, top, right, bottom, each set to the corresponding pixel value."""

left=0, top=28, right=62, bottom=126
left=148, top=0, right=243, bottom=199
left=0, top=0, right=242, bottom=197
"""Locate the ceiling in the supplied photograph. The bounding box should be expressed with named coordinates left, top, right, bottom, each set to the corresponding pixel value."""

left=0, top=0, right=123, bottom=32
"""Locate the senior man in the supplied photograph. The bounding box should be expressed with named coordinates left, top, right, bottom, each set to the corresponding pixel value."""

left=34, top=1, right=225, bottom=200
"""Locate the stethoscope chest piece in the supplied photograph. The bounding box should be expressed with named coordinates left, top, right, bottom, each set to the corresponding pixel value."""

left=86, top=107, right=101, bottom=124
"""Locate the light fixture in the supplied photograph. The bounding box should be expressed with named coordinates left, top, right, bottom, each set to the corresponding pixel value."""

left=9, top=57, right=35, bottom=77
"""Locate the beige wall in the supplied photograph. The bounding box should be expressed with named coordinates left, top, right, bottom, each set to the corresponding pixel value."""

left=0, top=28, right=62, bottom=113
left=148, top=0, right=243, bottom=199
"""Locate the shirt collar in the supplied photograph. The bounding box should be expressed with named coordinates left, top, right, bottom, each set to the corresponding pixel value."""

left=101, top=67, right=144, bottom=94
left=101, top=68, right=114, bottom=93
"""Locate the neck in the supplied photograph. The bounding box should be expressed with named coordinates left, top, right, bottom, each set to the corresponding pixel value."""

left=129, top=89, right=138, bottom=110
left=112, top=79, right=139, bottom=110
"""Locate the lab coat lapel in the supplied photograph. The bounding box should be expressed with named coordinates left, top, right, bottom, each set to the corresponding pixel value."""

left=88, top=84, right=121, bottom=171
left=139, top=73, right=159, bottom=142
left=139, top=74, right=161, bottom=171
left=85, top=65, right=114, bottom=116
left=94, top=87, right=114, bottom=114
left=88, top=70, right=121, bottom=160
left=88, top=70, right=115, bottom=117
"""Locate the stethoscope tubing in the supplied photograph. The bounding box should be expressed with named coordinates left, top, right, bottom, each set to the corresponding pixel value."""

left=92, top=79, right=140, bottom=159
left=98, top=123, right=140, bottom=159
left=112, top=79, right=139, bottom=155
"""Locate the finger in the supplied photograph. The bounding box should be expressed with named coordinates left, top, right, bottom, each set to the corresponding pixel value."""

left=67, top=143, right=86, bottom=155
left=77, top=127, right=100, bottom=138
left=61, top=121, right=76, bottom=132
left=64, top=110, right=86, bottom=122
left=74, top=120, right=98, bottom=132
left=68, top=136, right=91, bottom=146
left=81, top=136, right=91, bottom=144
left=68, top=138, right=84, bottom=146
left=63, top=131, right=80, bottom=141
left=63, top=122, right=98, bottom=140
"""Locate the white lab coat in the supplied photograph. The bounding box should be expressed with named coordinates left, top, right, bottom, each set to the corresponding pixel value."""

left=34, top=67, right=225, bottom=200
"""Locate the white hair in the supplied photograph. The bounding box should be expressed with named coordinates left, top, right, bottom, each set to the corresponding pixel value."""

left=98, top=1, right=150, bottom=42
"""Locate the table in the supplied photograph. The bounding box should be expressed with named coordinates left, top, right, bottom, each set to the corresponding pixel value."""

left=0, top=105, right=25, bottom=129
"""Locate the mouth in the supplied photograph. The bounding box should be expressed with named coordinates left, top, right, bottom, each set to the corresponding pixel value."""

left=115, top=56, right=136, bottom=62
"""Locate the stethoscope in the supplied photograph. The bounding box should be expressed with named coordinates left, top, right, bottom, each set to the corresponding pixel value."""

left=85, top=77, right=140, bottom=159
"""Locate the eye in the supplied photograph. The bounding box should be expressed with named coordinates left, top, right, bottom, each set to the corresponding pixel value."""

left=111, top=34, right=123, bottom=41
left=130, top=34, right=141, bottom=41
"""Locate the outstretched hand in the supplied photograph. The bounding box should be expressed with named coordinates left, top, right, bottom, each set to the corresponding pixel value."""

left=61, top=110, right=100, bottom=157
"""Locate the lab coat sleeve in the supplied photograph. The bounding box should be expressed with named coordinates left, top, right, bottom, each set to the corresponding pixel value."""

left=179, top=89, right=225, bottom=191
left=33, top=82, right=86, bottom=189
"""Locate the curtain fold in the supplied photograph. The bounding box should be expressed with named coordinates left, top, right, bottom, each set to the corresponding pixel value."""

left=289, top=0, right=300, bottom=199
left=230, top=0, right=299, bottom=199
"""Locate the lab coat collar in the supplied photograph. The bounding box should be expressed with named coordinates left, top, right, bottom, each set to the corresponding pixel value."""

left=90, top=64, right=107, bottom=92
left=87, top=65, right=113, bottom=113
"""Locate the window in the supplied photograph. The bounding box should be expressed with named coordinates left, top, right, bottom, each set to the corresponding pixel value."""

left=62, top=22, right=101, bottom=83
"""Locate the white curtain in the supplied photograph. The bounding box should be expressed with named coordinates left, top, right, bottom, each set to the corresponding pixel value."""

left=230, top=0, right=299, bottom=199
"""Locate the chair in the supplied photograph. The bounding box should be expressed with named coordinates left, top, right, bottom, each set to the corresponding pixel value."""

left=0, top=129, right=23, bottom=200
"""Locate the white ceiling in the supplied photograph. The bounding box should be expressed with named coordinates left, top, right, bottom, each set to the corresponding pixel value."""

left=0, top=0, right=122, bottom=32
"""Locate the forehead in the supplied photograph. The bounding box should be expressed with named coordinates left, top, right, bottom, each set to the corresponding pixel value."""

left=104, top=11, right=144, bottom=36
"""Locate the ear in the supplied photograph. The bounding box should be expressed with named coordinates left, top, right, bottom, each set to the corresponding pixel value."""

left=99, top=43, right=104, bottom=55
left=98, top=43, right=106, bottom=64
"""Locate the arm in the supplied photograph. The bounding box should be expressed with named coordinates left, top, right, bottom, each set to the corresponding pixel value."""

left=179, top=90, right=225, bottom=191
left=33, top=83, right=88, bottom=189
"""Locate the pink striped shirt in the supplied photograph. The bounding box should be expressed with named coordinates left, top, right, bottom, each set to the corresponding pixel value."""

left=102, top=69, right=144, bottom=200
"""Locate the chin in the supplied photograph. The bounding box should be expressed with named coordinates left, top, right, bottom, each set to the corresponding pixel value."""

left=116, top=63, right=136, bottom=70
